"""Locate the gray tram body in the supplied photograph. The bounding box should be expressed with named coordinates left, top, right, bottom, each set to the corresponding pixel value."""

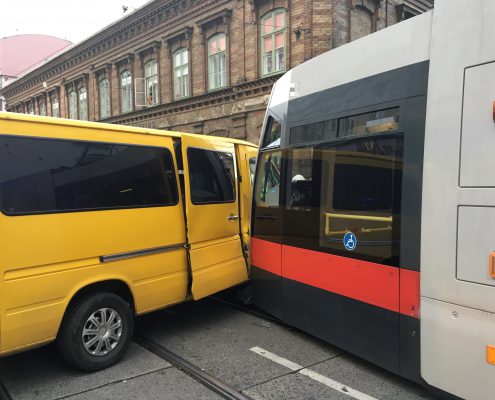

left=251, top=1, right=495, bottom=399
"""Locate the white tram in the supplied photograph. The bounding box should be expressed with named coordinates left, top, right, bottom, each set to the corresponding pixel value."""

left=250, top=1, right=495, bottom=399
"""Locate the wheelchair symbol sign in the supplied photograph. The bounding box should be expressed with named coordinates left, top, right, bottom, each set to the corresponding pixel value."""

left=343, top=232, right=357, bottom=251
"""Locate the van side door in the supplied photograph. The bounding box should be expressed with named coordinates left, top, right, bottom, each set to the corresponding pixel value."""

left=236, top=145, right=258, bottom=264
left=181, top=135, right=248, bottom=299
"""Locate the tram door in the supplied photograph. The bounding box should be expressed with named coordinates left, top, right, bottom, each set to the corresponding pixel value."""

left=251, top=117, right=284, bottom=318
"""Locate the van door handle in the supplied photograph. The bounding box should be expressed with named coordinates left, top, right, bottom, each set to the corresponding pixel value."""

left=256, top=215, right=276, bottom=221
left=228, top=215, right=240, bottom=221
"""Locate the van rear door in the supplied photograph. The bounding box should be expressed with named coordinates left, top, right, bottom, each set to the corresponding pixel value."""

left=181, top=135, right=248, bottom=299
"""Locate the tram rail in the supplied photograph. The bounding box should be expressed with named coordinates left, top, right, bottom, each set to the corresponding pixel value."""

left=134, top=333, right=254, bottom=400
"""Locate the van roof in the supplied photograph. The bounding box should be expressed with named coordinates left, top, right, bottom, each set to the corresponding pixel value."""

left=0, top=112, right=258, bottom=148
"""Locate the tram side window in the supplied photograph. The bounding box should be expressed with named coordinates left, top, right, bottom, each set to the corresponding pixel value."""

left=0, top=136, right=178, bottom=215
left=254, top=151, right=282, bottom=208
left=286, top=148, right=321, bottom=211
left=339, top=108, right=399, bottom=137
left=261, top=116, right=282, bottom=148
left=289, top=107, right=400, bottom=145
left=187, top=148, right=235, bottom=204
left=289, top=120, right=337, bottom=145
left=318, top=136, right=403, bottom=266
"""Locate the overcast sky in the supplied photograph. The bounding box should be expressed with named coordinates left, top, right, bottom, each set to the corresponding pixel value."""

left=1, top=0, right=153, bottom=43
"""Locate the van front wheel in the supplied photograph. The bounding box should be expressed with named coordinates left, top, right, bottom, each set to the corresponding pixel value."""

left=57, top=292, right=134, bottom=371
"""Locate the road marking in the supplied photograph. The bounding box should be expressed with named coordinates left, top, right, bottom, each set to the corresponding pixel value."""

left=250, top=346, right=378, bottom=400
left=250, top=346, right=302, bottom=371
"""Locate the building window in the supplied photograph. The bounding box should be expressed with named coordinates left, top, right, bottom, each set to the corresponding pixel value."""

left=51, top=97, right=60, bottom=118
left=78, top=87, right=88, bottom=120
left=261, top=9, right=286, bottom=76
left=99, top=78, right=111, bottom=119
left=173, top=48, right=189, bottom=99
left=27, top=102, right=34, bottom=115
left=121, top=70, right=133, bottom=113
left=208, top=33, right=227, bottom=91
left=39, top=100, right=46, bottom=116
left=144, top=60, right=159, bottom=106
left=68, top=90, right=77, bottom=119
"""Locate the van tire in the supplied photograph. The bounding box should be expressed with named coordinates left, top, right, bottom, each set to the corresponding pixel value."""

left=57, top=292, right=134, bottom=372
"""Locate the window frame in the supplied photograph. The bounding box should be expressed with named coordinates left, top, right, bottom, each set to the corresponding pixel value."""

left=120, top=69, right=133, bottom=113
left=144, top=59, right=159, bottom=106
left=261, top=115, right=282, bottom=149
left=68, top=90, right=77, bottom=119
left=207, top=33, right=228, bottom=91
left=78, top=87, right=88, bottom=120
left=51, top=97, right=60, bottom=118
left=253, top=149, right=282, bottom=209
left=98, top=78, right=111, bottom=119
left=260, top=9, right=287, bottom=77
left=38, top=100, right=46, bottom=116
left=187, top=147, right=236, bottom=205
left=173, top=47, right=190, bottom=100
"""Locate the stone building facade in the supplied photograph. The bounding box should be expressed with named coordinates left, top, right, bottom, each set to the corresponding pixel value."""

left=2, top=0, right=433, bottom=144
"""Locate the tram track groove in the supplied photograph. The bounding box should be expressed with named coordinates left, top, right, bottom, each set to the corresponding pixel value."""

left=134, top=333, right=255, bottom=400
left=0, top=378, right=12, bottom=400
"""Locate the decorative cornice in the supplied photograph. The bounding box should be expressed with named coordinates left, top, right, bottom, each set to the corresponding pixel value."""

left=163, top=26, right=194, bottom=44
left=92, top=63, right=113, bottom=74
left=135, top=40, right=162, bottom=57
left=113, top=53, right=135, bottom=66
left=101, top=74, right=280, bottom=124
left=196, top=8, right=232, bottom=29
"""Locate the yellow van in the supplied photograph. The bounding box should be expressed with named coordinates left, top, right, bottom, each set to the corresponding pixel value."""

left=0, top=112, right=257, bottom=371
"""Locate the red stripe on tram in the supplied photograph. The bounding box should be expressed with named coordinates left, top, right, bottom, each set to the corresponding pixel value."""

left=282, top=244, right=400, bottom=313
left=399, top=268, right=420, bottom=318
left=251, top=238, right=420, bottom=318
left=251, top=237, right=282, bottom=276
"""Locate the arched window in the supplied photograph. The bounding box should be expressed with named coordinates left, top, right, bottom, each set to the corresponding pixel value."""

left=261, top=9, right=286, bottom=76
left=27, top=102, right=34, bottom=115
left=78, top=87, right=88, bottom=120
left=68, top=90, right=77, bottom=119
left=208, top=33, right=227, bottom=91
left=39, top=100, right=46, bottom=116
left=144, top=60, right=159, bottom=106
left=121, top=70, right=133, bottom=113
left=51, top=97, right=59, bottom=118
left=173, top=48, right=189, bottom=99
left=99, top=78, right=111, bottom=119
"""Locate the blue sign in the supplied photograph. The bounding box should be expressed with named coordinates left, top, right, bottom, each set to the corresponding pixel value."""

left=343, top=232, right=357, bottom=251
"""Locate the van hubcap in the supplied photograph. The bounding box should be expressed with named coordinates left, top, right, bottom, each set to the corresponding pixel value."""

left=82, top=308, right=122, bottom=356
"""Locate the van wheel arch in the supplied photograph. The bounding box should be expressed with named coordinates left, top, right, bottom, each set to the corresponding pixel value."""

left=63, top=280, right=135, bottom=316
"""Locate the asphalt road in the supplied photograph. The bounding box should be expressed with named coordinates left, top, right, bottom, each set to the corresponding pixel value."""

left=0, top=296, right=437, bottom=400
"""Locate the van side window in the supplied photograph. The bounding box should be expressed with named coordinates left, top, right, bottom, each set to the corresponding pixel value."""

left=0, top=136, right=178, bottom=215
left=187, top=148, right=235, bottom=204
